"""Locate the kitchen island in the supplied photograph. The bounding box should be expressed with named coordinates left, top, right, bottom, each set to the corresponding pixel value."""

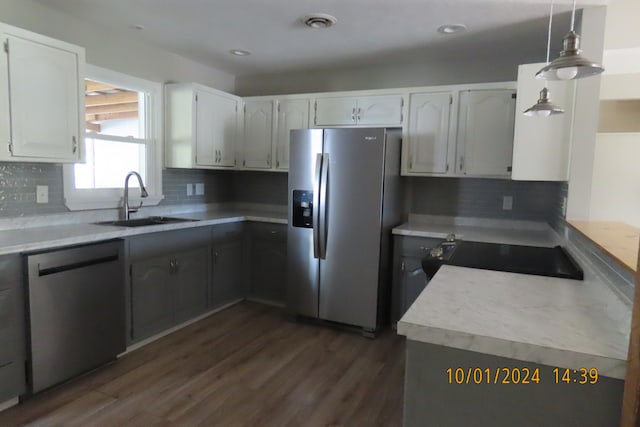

left=395, top=218, right=631, bottom=427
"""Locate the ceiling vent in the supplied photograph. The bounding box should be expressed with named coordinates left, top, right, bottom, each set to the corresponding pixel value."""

left=303, top=13, right=337, bottom=29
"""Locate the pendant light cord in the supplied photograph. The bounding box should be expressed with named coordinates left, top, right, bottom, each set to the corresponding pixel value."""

left=544, top=0, right=555, bottom=89
left=546, top=0, right=554, bottom=64
left=570, top=0, right=576, bottom=30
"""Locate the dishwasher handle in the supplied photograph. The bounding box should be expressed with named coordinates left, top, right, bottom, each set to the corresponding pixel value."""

left=37, top=254, right=119, bottom=277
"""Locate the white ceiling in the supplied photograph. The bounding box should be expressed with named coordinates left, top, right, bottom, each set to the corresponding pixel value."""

left=36, top=0, right=608, bottom=77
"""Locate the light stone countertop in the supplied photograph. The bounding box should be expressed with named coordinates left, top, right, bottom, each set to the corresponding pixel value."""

left=0, top=208, right=287, bottom=256
left=392, top=214, right=562, bottom=246
left=394, top=215, right=631, bottom=379
left=397, top=265, right=630, bottom=379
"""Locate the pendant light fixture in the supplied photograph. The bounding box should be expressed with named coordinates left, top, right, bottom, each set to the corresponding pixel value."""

left=525, top=0, right=564, bottom=117
left=536, top=0, right=604, bottom=80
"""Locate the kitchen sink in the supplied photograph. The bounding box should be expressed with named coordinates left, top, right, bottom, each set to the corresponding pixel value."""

left=95, top=216, right=199, bottom=227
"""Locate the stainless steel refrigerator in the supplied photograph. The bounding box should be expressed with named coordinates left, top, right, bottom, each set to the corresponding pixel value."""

left=287, top=127, right=403, bottom=336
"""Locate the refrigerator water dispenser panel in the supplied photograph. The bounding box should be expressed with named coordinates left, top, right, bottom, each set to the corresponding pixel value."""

left=292, top=190, right=314, bottom=228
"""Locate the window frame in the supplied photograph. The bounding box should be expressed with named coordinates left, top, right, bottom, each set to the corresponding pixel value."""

left=63, top=64, right=164, bottom=210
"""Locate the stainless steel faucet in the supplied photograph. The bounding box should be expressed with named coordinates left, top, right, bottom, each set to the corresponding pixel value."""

left=123, top=171, right=149, bottom=220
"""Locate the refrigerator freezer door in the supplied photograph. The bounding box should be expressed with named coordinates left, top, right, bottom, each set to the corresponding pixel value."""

left=287, top=129, right=323, bottom=318
left=319, top=128, right=386, bottom=329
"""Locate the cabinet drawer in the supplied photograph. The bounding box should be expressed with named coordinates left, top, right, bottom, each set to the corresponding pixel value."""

left=212, top=222, right=245, bottom=242
left=129, top=227, right=211, bottom=260
left=394, top=235, right=444, bottom=257
left=250, top=223, right=287, bottom=242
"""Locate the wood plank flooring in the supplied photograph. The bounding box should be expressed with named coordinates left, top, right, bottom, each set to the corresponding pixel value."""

left=0, top=302, right=406, bottom=427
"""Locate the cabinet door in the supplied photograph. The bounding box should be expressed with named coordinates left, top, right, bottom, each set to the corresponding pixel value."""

left=457, top=90, right=516, bottom=177
left=401, top=256, right=428, bottom=317
left=243, top=100, right=274, bottom=169
left=512, top=63, right=574, bottom=181
left=314, top=97, right=357, bottom=126
left=131, top=256, right=174, bottom=341
left=356, top=95, right=403, bottom=125
left=275, top=99, right=309, bottom=171
left=6, top=35, right=80, bottom=161
left=196, top=90, right=237, bottom=167
left=212, top=224, right=246, bottom=307
left=173, top=247, right=209, bottom=323
left=249, top=224, right=287, bottom=304
left=0, top=255, right=26, bottom=400
left=406, top=92, right=452, bottom=174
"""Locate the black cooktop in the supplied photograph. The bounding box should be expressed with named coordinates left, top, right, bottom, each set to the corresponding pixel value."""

left=446, top=241, right=584, bottom=280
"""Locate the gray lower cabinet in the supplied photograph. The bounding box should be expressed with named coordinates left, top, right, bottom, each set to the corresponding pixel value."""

left=128, top=228, right=210, bottom=343
left=392, top=235, right=443, bottom=324
left=0, top=254, right=26, bottom=401
left=248, top=223, right=287, bottom=304
left=211, top=223, right=247, bottom=307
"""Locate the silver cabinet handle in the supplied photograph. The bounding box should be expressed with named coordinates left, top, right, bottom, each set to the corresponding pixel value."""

left=214, top=251, right=219, bottom=264
left=72, top=136, right=78, bottom=154
left=267, top=153, right=271, bottom=166
left=459, top=156, right=464, bottom=171
left=351, top=107, right=356, bottom=122
left=357, top=107, right=361, bottom=121
left=169, top=259, right=175, bottom=274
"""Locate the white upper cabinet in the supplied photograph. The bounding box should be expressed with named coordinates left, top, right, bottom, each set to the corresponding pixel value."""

left=0, top=24, right=84, bottom=163
left=456, top=89, right=516, bottom=178
left=275, top=98, right=309, bottom=171
left=242, top=100, right=274, bottom=169
left=512, top=63, right=575, bottom=181
left=404, top=92, right=453, bottom=174
left=165, top=83, right=240, bottom=169
left=314, top=95, right=403, bottom=127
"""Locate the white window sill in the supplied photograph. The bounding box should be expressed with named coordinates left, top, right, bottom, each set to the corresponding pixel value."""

left=64, top=195, right=165, bottom=211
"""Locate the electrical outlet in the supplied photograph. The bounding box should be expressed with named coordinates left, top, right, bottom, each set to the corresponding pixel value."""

left=186, top=183, right=193, bottom=196
left=195, top=183, right=205, bottom=196
left=502, top=196, right=513, bottom=211
left=36, top=185, right=48, bottom=204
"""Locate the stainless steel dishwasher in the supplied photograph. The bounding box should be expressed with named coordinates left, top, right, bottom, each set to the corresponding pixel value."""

left=25, top=240, right=125, bottom=393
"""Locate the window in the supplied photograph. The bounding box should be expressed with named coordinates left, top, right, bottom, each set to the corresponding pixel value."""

left=63, top=65, right=163, bottom=210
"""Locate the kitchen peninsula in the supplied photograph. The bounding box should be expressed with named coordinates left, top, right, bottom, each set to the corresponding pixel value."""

left=395, top=219, right=630, bottom=427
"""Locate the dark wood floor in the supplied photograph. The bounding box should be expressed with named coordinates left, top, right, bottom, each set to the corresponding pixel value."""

left=0, top=302, right=406, bottom=427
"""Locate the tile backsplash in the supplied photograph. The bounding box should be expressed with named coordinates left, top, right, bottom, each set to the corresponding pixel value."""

left=408, top=177, right=566, bottom=223
left=0, top=163, right=66, bottom=217
left=0, top=163, right=566, bottom=224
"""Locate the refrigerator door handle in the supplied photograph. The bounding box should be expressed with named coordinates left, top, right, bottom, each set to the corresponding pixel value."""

left=318, top=153, right=329, bottom=259
left=312, top=153, right=322, bottom=259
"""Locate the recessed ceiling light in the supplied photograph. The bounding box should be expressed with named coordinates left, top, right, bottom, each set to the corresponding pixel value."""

left=229, top=49, right=251, bottom=56
left=303, top=13, right=337, bottom=29
left=437, top=24, right=467, bottom=35
left=129, top=24, right=145, bottom=31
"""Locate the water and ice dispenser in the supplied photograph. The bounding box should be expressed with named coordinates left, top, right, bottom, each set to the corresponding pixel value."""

left=292, top=190, right=313, bottom=228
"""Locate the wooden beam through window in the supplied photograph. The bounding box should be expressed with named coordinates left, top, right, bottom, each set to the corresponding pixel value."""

left=86, top=110, right=138, bottom=122
left=85, top=122, right=101, bottom=133
left=85, top=81, right=116, bottom=92
left=85, top=102, right=138, bottom=116
left=85, top=91, right=138, bottom=107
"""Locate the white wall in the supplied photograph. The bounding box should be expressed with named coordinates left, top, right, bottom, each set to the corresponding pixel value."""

left=589, top=133, right=640, bottom=227
left=566, top=6, right=607, bottom=221
left=0, top=0, right=234, bottom=91
left=235, top=56, right=522, bottom=96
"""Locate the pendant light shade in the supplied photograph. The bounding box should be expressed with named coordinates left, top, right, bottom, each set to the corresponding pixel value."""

left=536, top=31, right=604, bottom=80
left=524, top=0, right=565, bottom=116
left=524, top=87, right=565, bottom=117
left=536, top=0, right=604, bottom=81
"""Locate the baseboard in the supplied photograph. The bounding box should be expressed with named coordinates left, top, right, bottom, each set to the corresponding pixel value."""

left=0, top=397, right=19, bottom=412
left=122, top=299, right=244, bottom=355
left=245, top=297, right=285, bottom=308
